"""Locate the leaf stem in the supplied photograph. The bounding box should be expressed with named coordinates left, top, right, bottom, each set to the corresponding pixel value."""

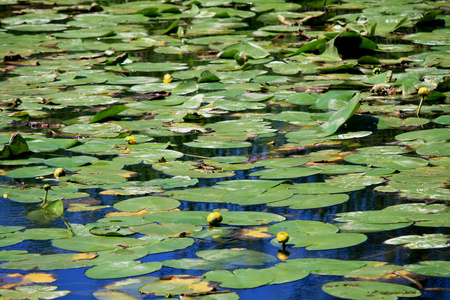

left=416, top=95, right=425, bottom=117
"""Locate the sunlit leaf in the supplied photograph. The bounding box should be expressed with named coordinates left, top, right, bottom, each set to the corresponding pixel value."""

left=85, top=261, right=162, bottom=279
left=203, top=268, right=275, bottom=289
left=404, top=261, right=450, bottom=277
left=322, top=281, right=421, bottom=300
left=90, top=106, right=129, bottom=123
left=0, top=285, right=70, bottom=300
left=384, top=234, right=449, bottom=249
left=138, top=275, right=217, bottom=296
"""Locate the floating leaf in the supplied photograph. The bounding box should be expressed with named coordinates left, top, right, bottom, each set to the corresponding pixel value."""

left=22, top=228, right=70, bottom=240
left=144, top=211, right=285, bottom=226
left=203, top=268, right=275, bottom=289
left=322, top=281, right=421, bottom=300
left=138, top=275, right=218, bottom=296
left=249, top=167, right=321, bottom=179
left=318, top=93, right=361, bottom=136
left=404, top=261, right=450, bottom=277
left=0, top=285, right=70, bottom=300
left=283, top=233, right=367, bottom=250
left=384, top=234, right=449, bottom=249
left=278, top=258, right=366, bottom=276
left=0, top=133, right=32, bottom=159
left=344, top=154, right=428, bottom=170
left=218, top=41, right=270, bottom=59
left=163, top=249, right=276, bottom=270
left=90, top=106, right=129, bottom=123
left=113, top=196, right=180, bottom=212
left=0, top=252, right=98, bottom=270
left=85, top=261, right=162, bottom=279
left=52, top=236, right=150, bottom=252
left=131, top=223, right=201, bottom=237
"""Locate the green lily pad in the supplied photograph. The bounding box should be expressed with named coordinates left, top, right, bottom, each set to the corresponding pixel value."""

left=0, top=285, right=70, bottom=300
left=253, top=157, right=309, bottom=168
left=5, top=24, right=68, bottom=32
left=344, top=154, right=428, bottom=170
left=6, top=166, right=55, bottom=179
left=203, top=268, right=275, bottom=289
left=318, top=93, right=361, bottom=136
left=0, top=133, right=32, bottom=159
left=218, top=41, right=270, bottom=59
left=163, top=249, right=276, bottom=270
left=0, top=226, right=24, bottom=234
left=0, top=252, right=98, bottom=270
left=266, top=265, right=309, bottom=284
left=123, top=62, right=188, bottom=72
left=184, top=140, right=252, bottom=149
left=89, top=226, right=136, bottom=237
left=249, top=167, right=321, bottom=179
left=337, top=221, right=413, bottom=233
left=85, top=261, right=162, bottom=279
left=268, top=193, right=350, bottom=209
left=344, top=263, right=403, bottom=279
left=144, top=211, right=285, bottom=226
left=322, top=281, right=421, bottom=300
left=138, top=275, right=218, bottom=296
left=268, top=220, right=339, bottom=235
left=52, top=236, right=150, bottom=252
left=131, top=223, right=201, bottom=237
left=278, top=258, right=366, bottom=275
left=22, top=228, right=71, bottom=240
left=395, top=128, right=450, bottom=142
left=113, top=196, right=180, bottom=212
left=43, top=156, right=98, bottom=169
left=384, top=234, right=449, bottom=249
left=0, top=232, right=24, bottom=248
left=288, top=182, right=365, bottom=194
left=404, top=261, right=450, bottom=277
left=89, top=105, right=129, bottom=123
left=272, top=232, right=367, bottom=250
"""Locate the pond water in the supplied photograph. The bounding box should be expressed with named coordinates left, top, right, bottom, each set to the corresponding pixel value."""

left=0, top=0, right=449, bottom=299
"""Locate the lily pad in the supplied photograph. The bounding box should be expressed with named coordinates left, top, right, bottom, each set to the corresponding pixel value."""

left=404, top=261, right=450, bottom=277
left=0, top=285, right=70, bottom=300
left=144, top=211, right=285, bottom=226
left=384, top=234, right=449, bottom=249
left=344, top=154, right=428, bottom=170
left=163, top=249, right=276, bottom=270
left=85, top=261, right=162, bottom=279
left=322, top=281, right=421, bottom=300
left=138, top=275, right=218, bottom=296
left=249, top=167, right=321, bottom=179
left=203, top=268, right=275, bottom=289
left=113, top=196, right=180, bottom=212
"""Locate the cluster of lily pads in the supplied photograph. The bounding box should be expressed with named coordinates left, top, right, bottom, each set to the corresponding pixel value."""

left=0, top=0, right=449, bottom=299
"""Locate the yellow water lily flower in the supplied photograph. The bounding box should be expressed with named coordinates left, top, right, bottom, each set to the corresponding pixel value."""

left=163, top=73, right=173, bottom=83
left=418, top=87, right=430, bottom=95
left=54, top=167, right=65, bottom=178
left=125, top=136, right=137, bottom=144
left=207, top=212, right=223, bottom=226
left=276, top=231, right=290, bottom=244
left=417, top=87, right=430, bottom=117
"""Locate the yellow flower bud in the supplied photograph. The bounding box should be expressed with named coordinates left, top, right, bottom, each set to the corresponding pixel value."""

left=125, top=136, right=137, bottom=144
left=418, top=87, right=429, bottom=95
left=207, top=212, right=223, bottom=226
left=163, top=74, right=173, bottom=83
left=276, top=231, right=290, bottom=244
left=54, top=167, right=65, bottom=178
